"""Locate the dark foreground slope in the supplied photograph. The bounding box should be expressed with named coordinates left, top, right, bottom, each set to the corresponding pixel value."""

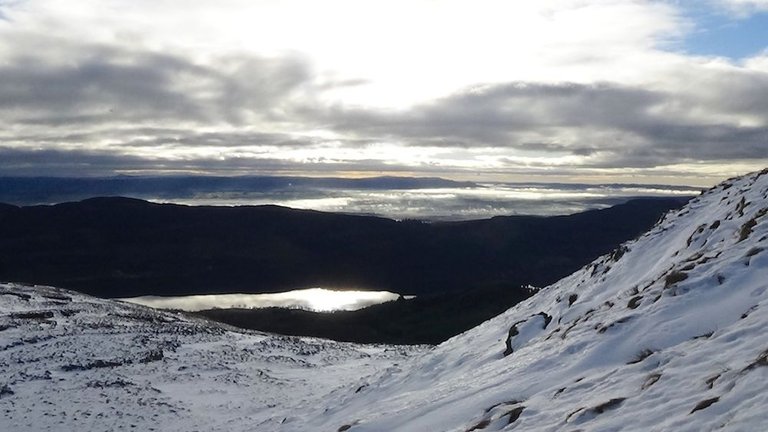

left=0, top=197, right=686, bottom=300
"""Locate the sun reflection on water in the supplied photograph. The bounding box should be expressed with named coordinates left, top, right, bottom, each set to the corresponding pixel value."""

left=119, top=288, right=403, bottom=312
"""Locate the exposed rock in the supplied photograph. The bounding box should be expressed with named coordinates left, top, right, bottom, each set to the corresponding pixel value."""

left=690, top=397, right=719, bottom=414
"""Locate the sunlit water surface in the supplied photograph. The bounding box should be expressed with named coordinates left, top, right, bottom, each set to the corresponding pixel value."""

left=119, top=288, right=405, bottom=312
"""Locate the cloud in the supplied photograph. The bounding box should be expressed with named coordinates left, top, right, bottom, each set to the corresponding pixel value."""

left=0, top=145, right=425, bottom=177
left=0, top=0, right=766, bottom=184
left=296, top=75, right=768, bottom=169
left=714, top=0, right=768, bottom=15
left=303, top=83, right=661, bottom=144
left=0, top=146, right=292, bottom=176
left=0, top=38, right=311, bottom=127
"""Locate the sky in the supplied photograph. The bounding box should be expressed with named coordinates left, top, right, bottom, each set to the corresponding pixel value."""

left=0, top=0, right=767, bottom=186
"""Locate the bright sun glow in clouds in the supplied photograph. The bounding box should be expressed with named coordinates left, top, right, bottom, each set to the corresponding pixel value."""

left=0, top=0, right=767, bottom=184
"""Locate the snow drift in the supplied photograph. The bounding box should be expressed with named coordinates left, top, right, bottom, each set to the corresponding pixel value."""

left=2, top=169, right=767, bottom=431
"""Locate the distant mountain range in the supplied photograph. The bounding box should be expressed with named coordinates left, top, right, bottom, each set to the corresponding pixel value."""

left=0, top=175, right=702, bottom=206
left=0, top=175, right=702, bottom=221
left=0, top=175, right=477, bottom=205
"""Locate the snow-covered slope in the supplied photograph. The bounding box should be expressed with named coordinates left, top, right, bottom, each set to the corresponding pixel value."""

left=309, top=169, right=768, bottom=432
left=2, top=169, right=767, bottom=431
left=0, top=284, right=425, bottom=431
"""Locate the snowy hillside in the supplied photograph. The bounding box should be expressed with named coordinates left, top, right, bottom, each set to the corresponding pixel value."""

left=2, top=169, right=767, bottom=431
left=0, top=284, right=425, bottom=431
left=308, top=169, right=768, bottom=431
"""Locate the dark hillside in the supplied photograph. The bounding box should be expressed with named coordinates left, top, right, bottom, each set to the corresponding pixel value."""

left=0, top=197, right=687, bottom=299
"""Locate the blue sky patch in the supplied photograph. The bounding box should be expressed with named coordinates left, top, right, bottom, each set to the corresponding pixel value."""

left=681, top=6, right=768, bottom=59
